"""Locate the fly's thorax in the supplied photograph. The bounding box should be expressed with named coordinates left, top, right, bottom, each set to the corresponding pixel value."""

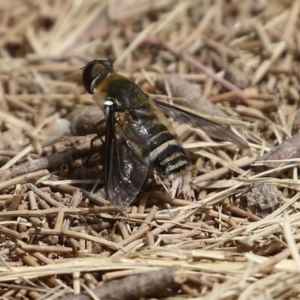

left=91, top=72, right=126, bottom=108
left=93, top=87, right=107, bottom=109
left=107, top=80, right=152, bottom=117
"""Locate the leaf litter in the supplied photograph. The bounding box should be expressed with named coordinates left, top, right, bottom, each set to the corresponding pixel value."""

left=1, top=0, right=300, bottom=299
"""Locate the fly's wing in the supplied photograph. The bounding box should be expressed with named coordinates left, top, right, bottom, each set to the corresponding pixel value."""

left=154, top=100, right=249, bottom=148
left=104, top=109, right=150, bottom=210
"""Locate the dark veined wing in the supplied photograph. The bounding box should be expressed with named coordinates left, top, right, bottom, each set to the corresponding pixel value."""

left=154, top=100, right=249, bottom=148
left=104, top=106, right=150, bottom=210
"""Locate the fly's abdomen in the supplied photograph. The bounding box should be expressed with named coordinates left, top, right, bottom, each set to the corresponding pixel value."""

left=146, top=123, right=189, bottom=176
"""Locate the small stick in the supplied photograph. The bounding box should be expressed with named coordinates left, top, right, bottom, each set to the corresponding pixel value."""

left=209, top=91, right=241, bottom=103
left=118, top=206, right=157, bottom=247
left=145, top=231, right=155, bottom=246
left=127, top=32, right=244, bottom=96
left=137, top=193, right=149, bottom=214
left=28, top=191, right=38, bottom=210
left=124, top=213, right=170, bottom=220
left=200, top=207, right=247, bottom=224
left=61, top=229, right=121, bottom=251
left=149, top=191, right=191, bottom=206
left=167, top=74, right=227, bottom=117
left=15, top=248, right=58, bottom=287
left=0, top=170, right=49, bottom=190
left=0, top=197, right=13, bottom=208
left=113, top=209, right=195, bottom=256
left=256, top=132, right=300, bottom=169
left=281, top=0, right=300, bottom=42
left=67, top=238, right=81, bottom=252
left=59, top=266, right=186, bottom=300
left=28, top=228, right=61, bottom=236
left=0, top=206, right=118, bottom=219
left=54, top=209, right=65, bottom=231
left=251, top=41, right=286, bottom=85
left=252, top=20, right=273, bottom=54
left=28, top=183, right=65, bottom=208
left=116, top=221, right=130, bottom=240
left=18, top=205, right=28, bottom=234
left=33, top=252, right=55, bottom=265
left=0, top=14, right=38, bottom=48
left=0, top=226, right=21, bottom=240
left=7, top=191, right=22, bottom=212
left=16, top=240, right=73, bottom=254
left=0, top=152, right=72, bottom=179
left=222, top=199, right=261, bottom=222
left=193, top=156, right=256, bottom=184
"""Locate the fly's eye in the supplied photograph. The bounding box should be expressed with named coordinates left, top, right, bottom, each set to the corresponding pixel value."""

left=91, top=63, right=105, bottom=77
left=82, top=61, right=106, bottom=94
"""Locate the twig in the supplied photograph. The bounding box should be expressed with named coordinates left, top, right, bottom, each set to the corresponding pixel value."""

left=59, top=266, right=186, bottom=300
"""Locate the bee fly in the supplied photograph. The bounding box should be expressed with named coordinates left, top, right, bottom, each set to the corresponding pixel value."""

left=82, top=60, right=248, bottom=210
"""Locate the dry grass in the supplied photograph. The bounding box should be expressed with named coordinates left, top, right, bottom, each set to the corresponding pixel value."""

left=1, top=0, right=300, bottom=299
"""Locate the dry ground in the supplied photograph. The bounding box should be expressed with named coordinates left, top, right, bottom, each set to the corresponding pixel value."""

left=1, top=0, right=300, bottom=299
